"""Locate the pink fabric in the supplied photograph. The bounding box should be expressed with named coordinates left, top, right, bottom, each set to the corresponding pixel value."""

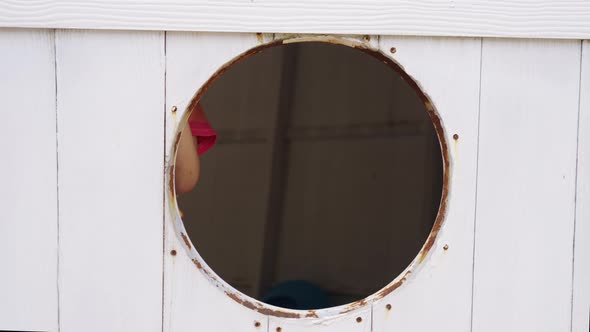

left=189, top=104, right=217, bottom=155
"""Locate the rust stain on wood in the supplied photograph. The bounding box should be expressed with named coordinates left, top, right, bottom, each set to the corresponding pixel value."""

left=192, top=258, right=202, bottom=269
left=338, top=298, right=368, bottom=314
left=225, top=291, right=303, bottom=318
left=168, top=128, right=184, bottom=201
left=192, top=258, right=215, bottom=279
left=305, top=310, right=318, bottom=318
left=181, top=232, right=192, bottom=250
left=374, top=270, right=412, bottom=299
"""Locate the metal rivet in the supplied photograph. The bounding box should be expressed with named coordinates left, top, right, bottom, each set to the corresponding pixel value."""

left=390, top=47, right=397, bottom=54
left=356, top=317, right=362, bottom=323
left=386, top=304, right=392, bottom=310
left=171, top=106, right=177, bottom=113
left=254, top=321, right=261, bottom=327
left=453, top=134, right=459, bottom=140
left=170, top=250, right=177, bottom=256
left=276, top=327, right=282, bottom=332
left=443, top=244, right=449, bottom=251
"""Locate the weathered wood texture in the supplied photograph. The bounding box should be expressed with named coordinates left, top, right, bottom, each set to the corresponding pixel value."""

left=164, top=32, right=270, bottom=332
left=2, top=28, right=589, bottom=332
left=1, top=1, right=590, bottom=39
left=269, top=307, right=371, bottom=332
left=572, top=40, right=590, bottom=332
left=56, top=30, right=164, bottom=332
left=372, top=36, right=481, bottom=332
left=0, top=28, right=58, bottom=332
left=472, top=39, right=581, bottom=332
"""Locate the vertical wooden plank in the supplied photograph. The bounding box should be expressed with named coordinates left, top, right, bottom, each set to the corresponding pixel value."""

left=472, top=39, right=580, bottom=332
left=373, top=37, right=481, bottom=332
left=164, top=32, right=269, bottom=332
left=572, top=40, right=590, bottom=332
left=0, top=29, right=58, bottom=332
left=56, top=30, right=164, bottom=332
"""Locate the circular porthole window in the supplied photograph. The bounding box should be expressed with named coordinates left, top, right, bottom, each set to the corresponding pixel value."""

left=174, top=39, right=446, bottom=311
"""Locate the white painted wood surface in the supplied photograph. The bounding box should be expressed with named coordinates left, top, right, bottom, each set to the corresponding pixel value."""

left=56, top=30, right=164, bottom=332
left=472, top=39, right=581, bottom=332
left=0, top=29, right=58, bottom=332
left=269, top=307, right=371, bottom=332
left=1, top=1, right=590, bottom=39
left=164, top=32, right=270, bottom=332
left=372, top=36, right=481, bottom=332
left=573, top=40, right=590, bottom=332
left=2, top=27, right=588, bottom=332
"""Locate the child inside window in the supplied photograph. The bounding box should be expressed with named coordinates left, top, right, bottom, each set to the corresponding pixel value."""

left=175, top=103, right=217, bottom=194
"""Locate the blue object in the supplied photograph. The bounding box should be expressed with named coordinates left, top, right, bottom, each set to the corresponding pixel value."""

left=261, top=280, right=329, bottom=310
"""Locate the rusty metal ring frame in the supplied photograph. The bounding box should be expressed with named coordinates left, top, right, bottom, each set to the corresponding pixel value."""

left=168, top=35, right=451, bottom=320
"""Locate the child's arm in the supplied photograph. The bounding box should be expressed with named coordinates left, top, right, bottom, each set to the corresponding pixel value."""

left=174, top=103, right=217, bottom=195
left=174, top=117, right=200, bottom=195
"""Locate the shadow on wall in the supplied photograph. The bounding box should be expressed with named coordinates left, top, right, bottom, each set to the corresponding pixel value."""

left=177, top=42, right=443, bottom=309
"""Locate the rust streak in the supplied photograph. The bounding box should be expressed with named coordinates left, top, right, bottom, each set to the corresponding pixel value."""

left=225, top=291, right=302, bottom=318
left=168, top=129, right=184, bottom=200
left=192, top=258, right=202, bottom=269
left=181, top=232, right=192, bottom=250
left=305, top=310, right=318, bottom=318
left=417, top=102, right=449, bottom=264
left=168, top=163, right=175, bottom=197
left=375, top=270, right=412, bottom=299
left=339, top=298, right=368, bottom=314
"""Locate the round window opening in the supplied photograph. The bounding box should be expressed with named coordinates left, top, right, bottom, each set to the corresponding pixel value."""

left=175, top=40, right=445, bottom=310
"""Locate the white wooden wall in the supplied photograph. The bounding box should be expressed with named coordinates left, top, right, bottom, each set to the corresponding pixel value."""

left=1, top=29, right=589, bottom=332
left=0, top=29, right=58, bottom=332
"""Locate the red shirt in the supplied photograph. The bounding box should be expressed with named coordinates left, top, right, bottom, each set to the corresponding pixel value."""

left=189, top=103, right=217, bottom=155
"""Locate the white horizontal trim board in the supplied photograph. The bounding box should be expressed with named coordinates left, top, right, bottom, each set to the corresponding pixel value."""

left=1, top=0, right=590, bottom=39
